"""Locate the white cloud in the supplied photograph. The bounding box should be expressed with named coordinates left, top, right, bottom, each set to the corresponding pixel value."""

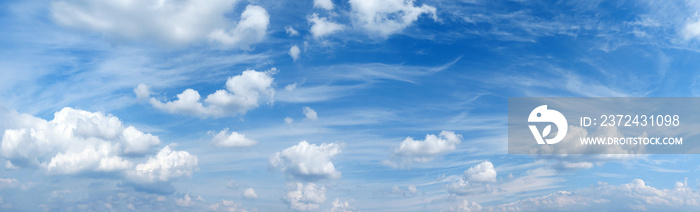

left=386, top=131, right=462, bottom=166
left=130, top=146, right=199, bottom=183
left=289, top=45, right=301, bottom=61
left=464, top=161, right=497, bottom=183
left=308, top=13, right=344, bottom=38
left=682, top=15, right=700, bottom=40
left=283, top=182, right=326, bottom=211
left=349, top=0, right=437, bottom=37
left=175, top=193, right=204, bottom=208
left=149, top=69, right=275, bottom=118
left=285, top=26, right=300, bottom=36
left=303, top=106, right=318, bottom=120
left=386, top=185, right=419, bottom=196
left=330, top=198, right=355, bottom=212
left=407, top=184, right=418, bottom=194
left=134, top=84, right=151, bottom=100
left=285, top=82, right=299, bottom=91
left=452, top=178, right=700, bottom=211
left=4, top=161, right=16, bottom=169
left=449, top=199, right=482, bottom=212
left=448, top=163, right=561, bottom=199
left=209, top=5, right=270, bottom=49
left=208, top=199, right=246, bottom=211
left=243, top=188, right=258, bottom=199
left=149, top=89, right=207, bottom=116
left=1, top=107, right=160, bottom=174
left=270, top=141, right=341, bottom=181
left=314, top=0, right=334, bottom=10
left=51, top=0, right=269, bottom=48
left=285, top=117, right=294, bottom=124
left=210, top=128, right=257, bottom=147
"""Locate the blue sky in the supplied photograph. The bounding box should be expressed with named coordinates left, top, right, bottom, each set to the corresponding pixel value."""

left=2, top=0, right=700, bottom=211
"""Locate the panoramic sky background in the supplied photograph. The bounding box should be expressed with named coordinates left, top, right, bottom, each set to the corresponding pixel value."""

left=2, top=0, right=700, bottom=211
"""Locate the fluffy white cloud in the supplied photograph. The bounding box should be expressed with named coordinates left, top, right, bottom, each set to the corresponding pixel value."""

left=448, top=162, right=561, bottom=198
left=134, top=84, right=151, bottom=100
left=396, top=131, right=462, bottom=158
left=243, top=188, right=258, bottom=199
left=446, top=161, right=498, bottom=196
left=386, top=131, right=462, bottom=167
left=407, top=184, right=418, bottom=194
left=209, top=5, right=270, bottom=49
left=289, top=45, right=301, bottom=61
left=451, top=178, right=700, bottom=211
left=302, top=106, right=318, bottom=120
left=148, top=69, right=275, bottom=118
left=285, top=82, right=299, bottom=91
left=270, top=141, right=341, bottom=181
left=1, top=107, right=159, bottom=174
left=283, top=182, right=326, bottom=211
left=314, top=0, right=334, bottom=10
left=683, top=14, right=700, bottom=41
left=130, top=146, right=198, bottom=183
left=349, top=0, right=437, bottom=37
left=285, top=117, right=294, bottom=124
left=464, top=161, right=497, bottom=183
left=330, top=198, right=355, bottom=212
left=208, top=199, right=246, bottom=212
left=175, top=193, right=204, bottom=208
left=285, top=26, right=300, bottom=36
left=210, top=128, right=257, bottom=147
left=51, top=0, right=269, bottom=48
left=308, top=13, right=344, bottom=38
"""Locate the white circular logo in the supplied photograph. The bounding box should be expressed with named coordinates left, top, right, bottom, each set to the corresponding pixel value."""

left=528, top=105, right=568, bottom=144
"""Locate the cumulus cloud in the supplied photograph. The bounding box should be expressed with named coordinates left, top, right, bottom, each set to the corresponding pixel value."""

left=51, top=0, right=269, bottom=48
left=464, top=161, right=497, bottom=183
left=289, top=45, right=301, bottom=61
left=302, top=106, right=318, bottom=120
left=210, top=128, right=257, bottom=147
left=308, top=13, right=344, bottom=38
left=0, top=107, right=198, bottom=189
left=243, top=188, right=258, bottom=199
left=270, top=141, right=342, bottom=181
left=134, top=84, right=151, bottom=100
left=314, top=0, right=334, bottom=10
left=330, top=198, right=355, bottom=212
left=447, top=161, right=498, bottom=195
left=129, top=146, right=198, bottom=183
left=451, top=178, right=700, bottom=211
left=208, top=199, right=246, bottom=211
left=285, top=82, right=299, bottom=91
left=283, top=182, right=326, bottom=211
left=349, top=0, right=437, bottom=37
left=175, top=193, right=204, bottom=208
left=285, top=26, right=300, bottom=36
left=285, top=117, right=294, bottom=124
left=680, top=12, right=700, bottom=41
left=148, top=69, right=275, bottom=118
left=385, top=131, right=462, bottom=167
left=1, top=107, right=160, bottom=174
left=447, top=162, right=561, bottom=198
left=209, top=5, right=270, bottom=49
